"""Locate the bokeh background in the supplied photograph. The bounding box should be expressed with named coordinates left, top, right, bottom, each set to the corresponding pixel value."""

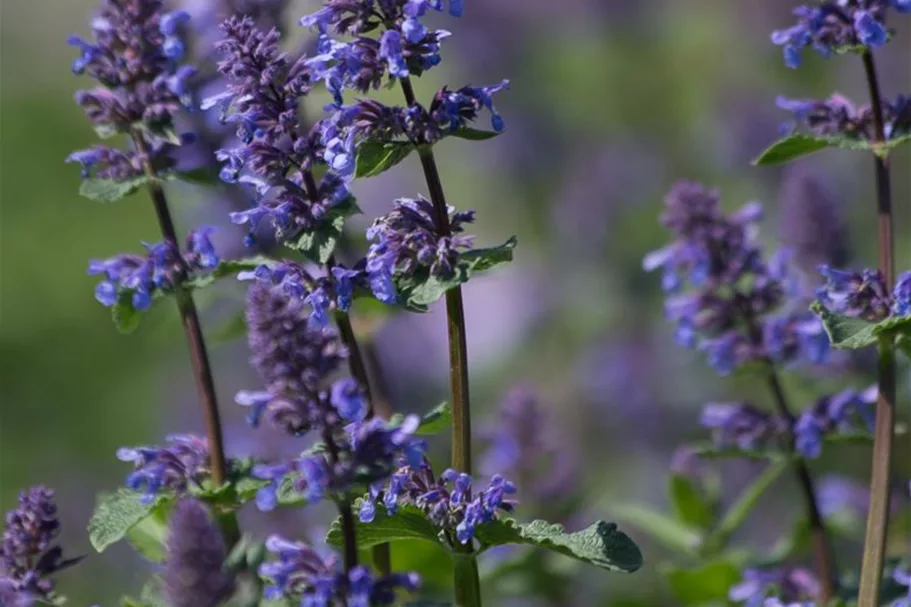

left=2, top=0, right=910, bottom=605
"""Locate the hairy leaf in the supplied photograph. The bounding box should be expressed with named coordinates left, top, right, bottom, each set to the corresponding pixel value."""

left=811, top=302, right=911, bottom=350
left=356, top=140, right=416, bottom=179
left=286, top=197, right=361, bottom=264
left=125, top=498, right=173, bottom=562
left=753, top=133, right=911, bottom=166
left=80, top=176, right=149, bottom=203
left=88, top=489, right=171, bottom=553
left=326, top=502, right=441, bottom=549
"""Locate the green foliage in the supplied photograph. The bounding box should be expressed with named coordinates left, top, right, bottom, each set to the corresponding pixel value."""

left=88, top=489, right=170, bottom=554
left=123, top=498, right=172, bottom=562
left=356, top=140, right=418, bottom=178
left=79, top=176, right=149, bottom=203
left=753, top=133, right=911, bottom=166
left=668, top=473, right=716, bottom=533
left=388, top=402, right=452, bottom=435
left=120, top=577, right=167, bottom=607
left=449, top=128, right=502, bottom=141
left=663, top=559, right=742, bottom=606
left=286, top=197, right=361, bottom=264
left=327, top=501, right=642, bottom=573
left=613, top=504, right=702, bottom=555
left=398, top=237, right=518, bottom=309
left=811, top=301, right=911, bottom=353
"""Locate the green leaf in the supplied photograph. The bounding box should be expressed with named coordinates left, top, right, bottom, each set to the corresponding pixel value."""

left=398, top=236, right=517, bottom=309
left=612, top=504, right=701, bottom=555
left=669, top=474, right=715, bottom=532
left=663, top=559, right=742, bottom=606
left=286, top=197, right=361, bottom=264
left=753, top=133, right=911, bottom=166
left=210, top=310, right=248, bottom=345
left=326, top=502, right=442, bottom=549
left=705, top=460, right=788, bottom=552
left=88, top=489, right=170, bottom=553
left=448, top=127, right=501, bottom=141
left=811, top=301, right=911, bottom=350
left=474, top=518, right=642, bottom=573
left=356, top=140, right=417, bottom=179
left=80, top=176, right=149, bottom=203
left=388, top=402, right=452, bottom=436
left=124, top=498, right=173, bottom=562
left=112, top=290, right=151, bottom=334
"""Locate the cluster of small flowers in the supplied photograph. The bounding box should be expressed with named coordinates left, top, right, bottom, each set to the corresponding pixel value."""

left=0, top=487, right=82, bottom=606
left=88, top=227, right=219, bottom=310
left=729, top=567, right=820, bottom=607
left=701, top=386, right=875, bottom=457
left=644, top=181, right=829, bottom=374
left=116, top=434, right=211, bottom=503
left=817, top=266, right=911, bottom=320
left=260, top=535, right=420, bottom=605
left=67, top=0, right=196, bottom=181
left=360, top=459, right=517, bottom=545
left=776, top=93, right=911, bottom=141
left=771, top=0, right=911, bottom=68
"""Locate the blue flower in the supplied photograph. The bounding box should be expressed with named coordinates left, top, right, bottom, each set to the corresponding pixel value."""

left=893, top=271, right=911, bottom=316
left=115, top=434, right=210, bottom=503
left=853, top=10, right=888, bottom=46
left=330, top=379, right=368, bottom=422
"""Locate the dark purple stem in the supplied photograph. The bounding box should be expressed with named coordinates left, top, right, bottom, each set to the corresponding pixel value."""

left=857, top=49, right=896, bottom=607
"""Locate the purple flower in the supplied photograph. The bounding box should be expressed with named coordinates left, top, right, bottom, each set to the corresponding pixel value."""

left=700, top=403, right=787, bottom=451
left=894, top=271, right=911, bottom=316
left=817, top=266, right=893, bottom=321
left=776, top=93, right=911, bottom=141
left=87, top=228, right=221, bottom=310
left=0, top=487, right=83, bottom=604
left=730, top=567, right=819, bottom=607
left=260, top=535, right=419, bottom=603
left=893, top=562, right=911, bottom=607
left=770, top=1, right=902, bottom=68
left=116, top=434, right=211, bottom=502
left=360, top=460, right=517, bottom=546
left=163, top=499, right=235, bottom=607
left=68, top=0, right=196, bottom=182
left=794, top=386, right=877, bottom=458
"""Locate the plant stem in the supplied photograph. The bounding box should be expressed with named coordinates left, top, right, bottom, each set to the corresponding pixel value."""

left=764, top=367, right=837, bottom=603
left=452, top=552, right=483, bottom=607
left=398, top=76, right=473, bottom=476
left=131, top=134, right=231, bottom=491
left=857, top=50, right=897, bottom=607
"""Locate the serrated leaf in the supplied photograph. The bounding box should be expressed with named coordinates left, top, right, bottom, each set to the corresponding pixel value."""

left=669, top=474, right=715, bottom=532
left=612, top=504, right=701, bottom=555
left=326, top=502, right=441, bottom=549
left=286, top=198, right=361, bottom=264
left=80, top=176, right=149, bottom=203
left=753, top=133, right=911, bottom=166
left=448, top=127, right=501, bottom=141
left=474, top=518, right=642, bottom=573
left=398, top=236, right=517, bottom=309
left=811, top=301, right=911, bottom=350
left=88, top=490, right=170, bottom=553
left=356, top=140, right=416, bottom=179
left=125, top=498, right=172, bottom=562
left=663, top=559, right=742, bottom=606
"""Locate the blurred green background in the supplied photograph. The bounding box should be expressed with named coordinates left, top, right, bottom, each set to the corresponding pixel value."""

left=1, top=0, right=909, bottom=605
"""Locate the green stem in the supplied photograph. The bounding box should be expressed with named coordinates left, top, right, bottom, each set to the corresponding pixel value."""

left=452, top=552, right=483, bottom=607
left=857, top=50, right=897, bottom=607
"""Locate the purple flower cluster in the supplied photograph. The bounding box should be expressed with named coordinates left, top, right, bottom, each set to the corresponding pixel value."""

left=644, top=181, right=829, bottom=374
left=771, top=0, right=911, bottom=68
left=260, top=535, right=420, bottom=605
left=0, top=488, right=82, bottom=605
left=794, top=386, right=876, bottom=458
left=88, top=227, right=219, bottom=310
left=67, top=0, right=196, bottom=181
left=360, top=460, right=517, bottom=545
left=365, top=196, right=475, bottom=302
left=817, top=266, right=911, bottom=320
left=163, top=499, right=235, bottom=607
left=729, top=567, right=820, bottom=607
left=205, top=15, right=351, bottom=248
left=116, top=434, right=211, bottom=502
left=701, top=403, right=788, bottom=452
left=480, top=386, right=579, bottom=513
left=777, top=93, right=911, bottom=141
left=252, top=414, right=426, bottom=510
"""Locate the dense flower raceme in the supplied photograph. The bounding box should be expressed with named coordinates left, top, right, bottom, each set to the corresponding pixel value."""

left=0, top=487, right=83, bottom=605
left=67, top=0, right=196, bottom=181
left=360, top=459, right=517, bottom=546
left=116, top=434, right=212, bottom=502
left=260, top=535, right=420, bottom=604
left=701, top=386, right=875, bottom=456
left=771, top=0, right=911, bottom=69
left=643, top=181, right=829, bottom=375
left=87, top=227, right=220, bottom=310
left=817, top=267, right=911, bottom=320
left=163, top=499, right=235, bottom=607
left=365, top=195, right=475, bottom=301
left=729, top=567, right=820, bottom=607
left=776, top=93, right=911, bottom=141
left=480, top=386, right=579, bottom=512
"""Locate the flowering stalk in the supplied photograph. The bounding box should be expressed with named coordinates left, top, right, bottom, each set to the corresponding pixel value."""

left=857, top=48, right=896, bottom=607
left=397, top=74, right=479, bottom=607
